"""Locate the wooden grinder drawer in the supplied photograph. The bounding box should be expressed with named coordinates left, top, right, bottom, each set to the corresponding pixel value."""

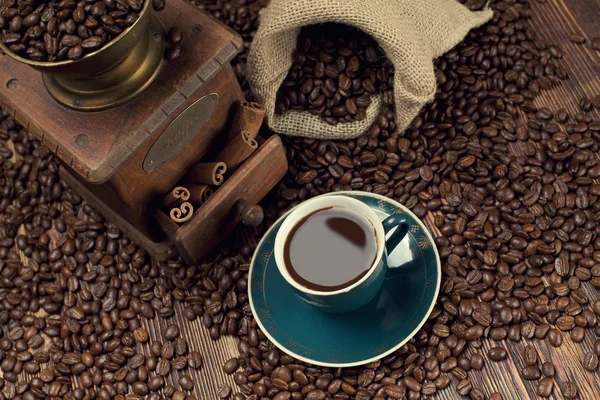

left=155, top=135, right=288, bottom=264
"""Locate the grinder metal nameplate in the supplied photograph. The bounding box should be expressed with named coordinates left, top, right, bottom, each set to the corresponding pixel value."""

left=143, top=93, right=219, bottom=171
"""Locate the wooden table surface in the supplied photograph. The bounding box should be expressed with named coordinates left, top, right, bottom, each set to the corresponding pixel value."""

left=88, top=1, right=600, bottom=399
left=5, top=0, right=600, bottom=400
left=203, top=1, right=600, bottom=399
left=436, top=1, right=600, bottom=399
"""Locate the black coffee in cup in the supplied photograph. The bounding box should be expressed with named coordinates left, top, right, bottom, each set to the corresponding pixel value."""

left=283, top=207, right=377, bottom=291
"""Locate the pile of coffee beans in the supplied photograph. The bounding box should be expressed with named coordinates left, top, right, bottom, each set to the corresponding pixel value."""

left=274, top=24, right=390, bottom=126
left=0, top=109, right=241, bottom=400
left=0, top=107, right=258, bottom=399
left=264, top=0, right=600, bottom=398
left=1, top=0, right=600, bottom=399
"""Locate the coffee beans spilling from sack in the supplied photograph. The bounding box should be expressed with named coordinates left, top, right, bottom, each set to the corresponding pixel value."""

left=275, top=24, right=390, bottom=126
left=247, top=0, right=492, bottom=139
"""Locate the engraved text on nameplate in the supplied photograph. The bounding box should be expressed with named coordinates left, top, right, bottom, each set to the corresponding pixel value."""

left=143, top=93, right=219, bottom=171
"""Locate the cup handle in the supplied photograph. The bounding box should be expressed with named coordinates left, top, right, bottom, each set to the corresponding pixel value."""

left=382, top=214, right=410, bottom=268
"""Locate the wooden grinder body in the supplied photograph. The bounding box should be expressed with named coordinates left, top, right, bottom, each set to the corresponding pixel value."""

left=76, top=65, right=244, bottom=241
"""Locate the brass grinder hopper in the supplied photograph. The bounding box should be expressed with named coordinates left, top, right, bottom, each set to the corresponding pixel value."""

left=0, top=0, right=165, bottom=111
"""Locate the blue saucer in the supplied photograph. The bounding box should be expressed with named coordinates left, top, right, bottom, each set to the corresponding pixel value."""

left=249, top=191, right=441, bottom=367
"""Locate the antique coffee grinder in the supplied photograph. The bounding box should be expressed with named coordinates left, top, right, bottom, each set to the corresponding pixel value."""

left=0, top=0, right=288, bottom=264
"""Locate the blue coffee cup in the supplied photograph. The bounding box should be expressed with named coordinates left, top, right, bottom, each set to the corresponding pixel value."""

left=274, top=194, right=409, bottom=313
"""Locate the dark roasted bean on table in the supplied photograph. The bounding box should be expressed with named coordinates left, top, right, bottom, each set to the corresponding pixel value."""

left=0, top=0, right=599, bottom=399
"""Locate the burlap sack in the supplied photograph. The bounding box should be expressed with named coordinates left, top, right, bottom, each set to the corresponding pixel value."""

left=247, top=0, right=492, bottom=139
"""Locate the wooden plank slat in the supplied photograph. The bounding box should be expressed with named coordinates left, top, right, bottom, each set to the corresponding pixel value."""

left=436, top=1, right=600, bottom=399
left=4, top=1, right=600, bottom=400
left=55, top=1, right=600, bottom=399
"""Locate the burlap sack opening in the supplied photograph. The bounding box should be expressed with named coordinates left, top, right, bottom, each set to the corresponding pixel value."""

left=247, top=0, right=492, bottom=140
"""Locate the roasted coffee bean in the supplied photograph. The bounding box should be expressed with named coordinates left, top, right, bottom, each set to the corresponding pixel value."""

left=521, top=323, right=536, bottom=339
left=593, top=300, right=600, bottom=316
left=570, top=33, right=586, bottom=44
left=537, top=378, right=553, bottom=398
left=175, top=337, right=187, bottom=356
left=470, top=354, right=484, bottom=370
left=562, top=381, right=578, bottom=399
left=156, top=359, right=170, bottom=376
left=579, top=97, right=593, bottom=111
left=223, top=358, right=239, bottom=374
left=489, top=328, right=507, bottom=341
left=535, top=324, right=551, bottom=340
left=152, top=0, right=166, bottom=11
left=81, top=36, right=102, bottom=50
left=189, top=352, right=203, bottom=369
left=470, top=388, right=485, bottom=400
left=385, top=385, right=405, bottom=399
left=557, top=316, right=575, bottom=331
left=217, top=383, right=232, bottom=399
left=132, top=382, right=149, bottom=396
left=172, top=355, right=188, bottom=370
left=162, top=342, right=175, bottom=360
left=488, top=347, right=507, bottom=362
left=433, top=324, right=450, bottom=337
left=594, top=94, right=600, bottom=109
left=179, top=375, right=193, bottom=391
left=434, top=375, right=450, bottom=390
left=541, top=362, right=554, bottom=377
left=456, top=379, right=472, bottom=396
left=548, top=329, right=563, bottom=347
left=164, top=324, right=181, bottom=341
left=523, top=346, right=537, bottom=366
left=133, top=327, right=149, bottom=343
left=148, top=376, right=164, bottom=391
left=273, top=392, right=291, bottom=400
left=172, top=391, right=186, bottom=400
left=167, top=27, right=182, bottom=44
left=571, top=326, right=585, bottom=343
left=166, top=44, right=182, bottom=60
left=521, top=365, right=541, bottom=380
left=584, top=352, right=598, bottom=371
left=402, top=376, right=421, bottom=392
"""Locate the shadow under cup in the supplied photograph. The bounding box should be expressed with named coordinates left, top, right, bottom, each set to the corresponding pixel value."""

left=274, top=195, right=394, bottom=313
